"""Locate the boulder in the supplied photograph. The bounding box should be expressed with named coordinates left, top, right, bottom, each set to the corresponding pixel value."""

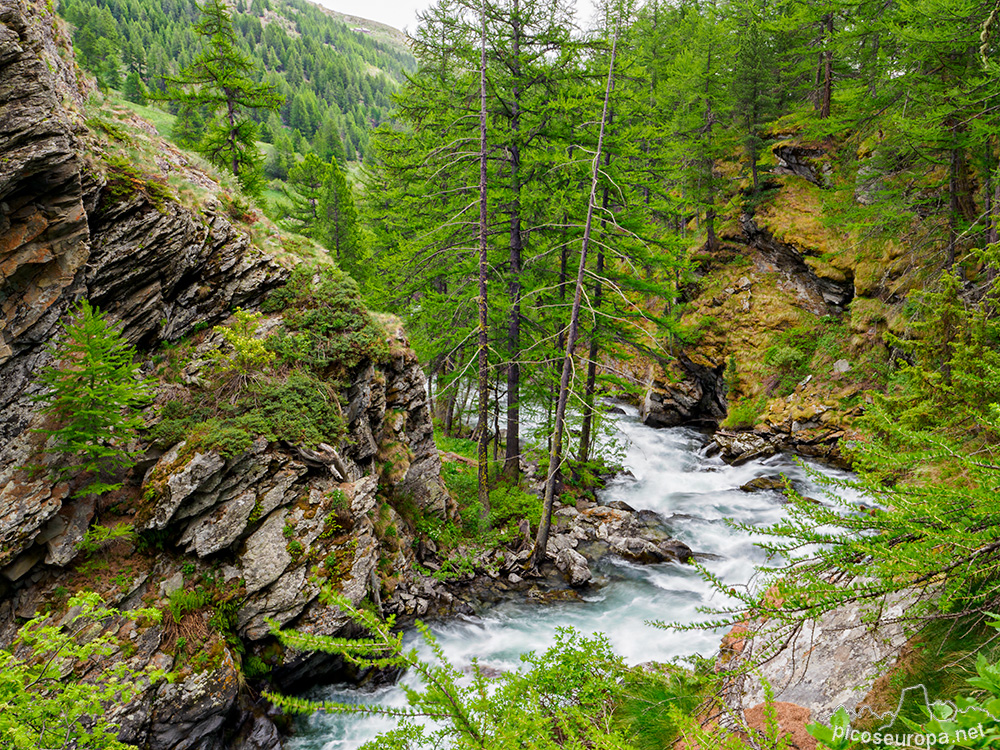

left=719, top=591, right=913, bottom=724
left=712, top=431, right=778, bottom=465
left=555, top=547, right=592, bottom=586
left=740, top=476, right=786, bottom=493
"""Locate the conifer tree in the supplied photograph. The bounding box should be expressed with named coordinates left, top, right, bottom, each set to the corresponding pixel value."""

left=34, top=301, right=151, bottom=495
left=320, top=157, right=359, bottom=266
left=162, top=0, right=282, bottom=197
left=122, top=70, right=148, bottom=105
left=281, top=152, right=328, bottom=239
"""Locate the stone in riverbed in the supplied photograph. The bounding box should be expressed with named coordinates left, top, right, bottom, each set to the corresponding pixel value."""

left=555, top=547, right=592, bottom=586
left=740, top=476, right=786, bottom=493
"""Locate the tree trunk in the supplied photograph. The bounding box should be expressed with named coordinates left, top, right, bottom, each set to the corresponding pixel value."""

left=530, top=24, right=618, bottom=571
left=476, top=1, right=491, bottom=525
left=578, top=172, right=612, bottom=465
left=821, top=13, right=833, bottom=119
left=504, top=0, right=523, bottom=483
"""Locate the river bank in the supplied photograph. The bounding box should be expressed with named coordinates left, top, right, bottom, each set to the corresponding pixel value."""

left=284, top=405, right=864, bottom=748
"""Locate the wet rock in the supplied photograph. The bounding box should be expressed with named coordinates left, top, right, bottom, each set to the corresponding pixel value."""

left=712, top=431, right=778, bottom=465
left=555, top=547, right=592, bottom=586
left=231, top=713, right=282, bottom=750
left=606, top=500, right=636, bottom=512
left=738, top=214, right=852, bottom=310
left=0, top=434, right=71, bottom=567
left=740, top=476, right=786, bottom=493
left=548, top=504, right=693, bottom=568
left=641, top=355, right=727, bottom=428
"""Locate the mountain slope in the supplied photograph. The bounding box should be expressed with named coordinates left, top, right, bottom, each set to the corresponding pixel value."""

left=58, top=0, right=416, bottom=162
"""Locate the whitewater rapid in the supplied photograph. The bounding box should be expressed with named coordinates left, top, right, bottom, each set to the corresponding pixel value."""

left=286, top=405, right=862, bottom=749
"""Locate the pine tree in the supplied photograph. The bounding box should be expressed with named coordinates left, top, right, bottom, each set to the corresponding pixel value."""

left=34, top=301, right=152, bottom=495
left=281, top=152, right=328, bottom=239
left=122, top=70, right=148, bottom=105
left=320, top=157, right=359, bottom=266
left=162, top=0, right=282, bottom=197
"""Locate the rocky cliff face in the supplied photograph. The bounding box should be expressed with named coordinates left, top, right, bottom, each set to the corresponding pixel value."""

left=0, top=0, right=285, bottom=446
left=632, top=139, right=890, bottom=465
left=0, top=2, right=458, bottom=747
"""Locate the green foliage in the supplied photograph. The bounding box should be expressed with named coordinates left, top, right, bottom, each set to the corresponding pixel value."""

left=435, top=434, right=478, bottom=460
left=233, top=370, right=345, bottom=446
left=0, top=591, right=163, bottom=750
left=122, top=70, right=147, bottom=105
left=77, top=523, right=135, bottom=556
left=265, top=591, right=636, bottom=749
left=208, top=308, right=275, bottom=401
left=877, top=269, right=1000, bottom=442
left=167, top=586, right=211, bottom=624
left=263, top=264, right=389, bottom=374
left=488, top=483, right=541, bottom=529
left=243, top=654, right=271, bottom=679
left=34, top=300, right=152, bottom=494
left=614, top=660, right=715, bottom=750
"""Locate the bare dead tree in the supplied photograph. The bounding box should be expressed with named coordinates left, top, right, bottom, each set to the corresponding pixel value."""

left=529, top=22, right=620, bottom=571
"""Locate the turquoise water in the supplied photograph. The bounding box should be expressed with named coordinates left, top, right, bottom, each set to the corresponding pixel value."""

left=285, top=406, right=861, bottom=749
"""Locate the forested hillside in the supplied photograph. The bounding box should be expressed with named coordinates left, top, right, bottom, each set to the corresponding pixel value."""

left=59, top=0, right=415, bottom=161
left=5, top=0, right=1000, bottom=747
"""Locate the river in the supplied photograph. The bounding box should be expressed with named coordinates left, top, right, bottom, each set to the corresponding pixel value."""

left=285, top=405, right=862, bottom=749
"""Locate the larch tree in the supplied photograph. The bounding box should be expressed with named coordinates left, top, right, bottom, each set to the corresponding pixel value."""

left=162, top=0, right=282, bottom=197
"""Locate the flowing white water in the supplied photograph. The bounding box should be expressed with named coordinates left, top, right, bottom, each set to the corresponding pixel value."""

left=286, top=405, right=862, bottom=749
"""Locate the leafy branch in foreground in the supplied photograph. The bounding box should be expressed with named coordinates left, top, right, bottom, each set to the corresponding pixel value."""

left=264, top=590, right=635, bottom=749
left=0, top=591, right=164, bottom=750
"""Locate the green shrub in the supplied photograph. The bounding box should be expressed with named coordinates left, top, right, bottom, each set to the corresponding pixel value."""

left=263, top=265, right=389, bottom=373
left=763, top=326, right=818, bottom=395
left=102, top=153, right=175, bottom=210
left=234, top=370, right=344, bottom=447
left=489, top=483, right=541, bottom=528
left=167, top=587, right=211, bottom=624
left=192, top=419, right=253, bottom=459
left=614, top=660, right=714, bottom=750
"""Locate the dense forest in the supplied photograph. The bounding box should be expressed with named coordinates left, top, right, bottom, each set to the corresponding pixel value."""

left=60, top=0, right=415, bottom=161
left=5, top=0, right=1000, bottom=746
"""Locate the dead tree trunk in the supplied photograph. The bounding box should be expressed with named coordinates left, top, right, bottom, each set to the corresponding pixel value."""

left=530, top=24, right=619, bottom=571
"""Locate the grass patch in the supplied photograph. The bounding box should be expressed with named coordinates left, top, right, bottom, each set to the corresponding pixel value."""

left=614, top=660, right=715, bottom=750
left=113, top=97, right=177, bottom=139
left=722, top=395, right=767, bottom=429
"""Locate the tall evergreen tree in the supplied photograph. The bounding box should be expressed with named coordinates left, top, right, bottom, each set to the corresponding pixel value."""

left=162, top=0, right=283, bottom=197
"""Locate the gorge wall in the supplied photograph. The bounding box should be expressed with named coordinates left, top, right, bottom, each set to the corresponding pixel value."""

left=0, top=2, right=460, bottom=747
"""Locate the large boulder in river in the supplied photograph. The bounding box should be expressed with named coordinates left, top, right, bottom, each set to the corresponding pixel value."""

left=547, top=503, right=693, bottom=567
